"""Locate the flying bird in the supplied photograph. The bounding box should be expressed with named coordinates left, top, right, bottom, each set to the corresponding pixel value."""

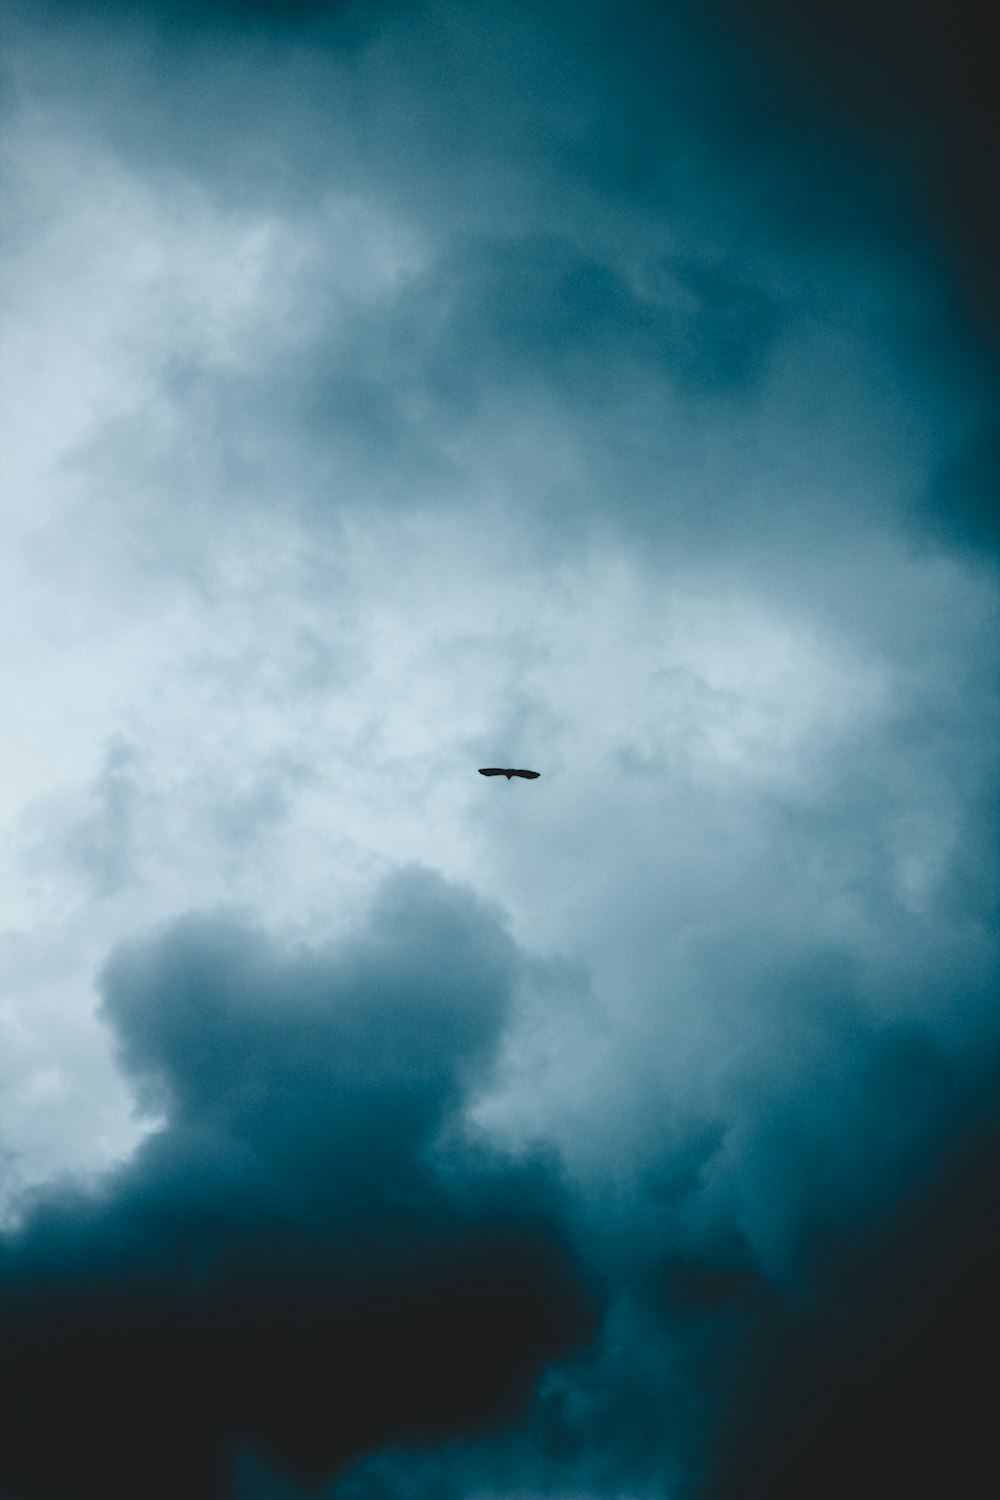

left=479, top=768, right=540, bottom=780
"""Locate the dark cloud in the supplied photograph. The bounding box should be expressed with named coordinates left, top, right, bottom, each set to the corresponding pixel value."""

left=3, top=3, right=999, bottom=1497
left=174, top=230, right=781, bottom=511
left=707, top=0, right=1000, bottom=553
left=0, top=869, right=599, bottom=1498
left=380, top=235, right=781, bottom=411
left=713, top=0, right=1000, bottom=342
left=8, top=0, right=997, bottom=556
left=314, top=1106, right=1000, bottom=1499
left=525, top=994, right=1000, bottom=1498
left=701, top=1110, right=1000, bottom=1499
left=299, top=898, right=999, bottom=1500
left=920, top=417, right=1000, bottom=552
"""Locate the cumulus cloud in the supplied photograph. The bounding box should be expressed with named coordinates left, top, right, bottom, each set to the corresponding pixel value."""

left=0, top=869, right=598, bottom=1498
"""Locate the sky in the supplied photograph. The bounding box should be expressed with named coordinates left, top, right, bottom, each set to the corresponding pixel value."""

left=1, top=2, right=998, bottom=1496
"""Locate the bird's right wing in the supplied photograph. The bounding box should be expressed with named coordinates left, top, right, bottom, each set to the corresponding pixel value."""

left=478, top=768, right=506, bottom=776
left=512, top=769, right=540, bottom=778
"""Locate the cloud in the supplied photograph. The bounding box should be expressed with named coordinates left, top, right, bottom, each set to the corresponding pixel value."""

left=700, top=1108, right=1000, bottom=1499
left=6, top=0, right=996, bottom=569
left=713, top=0, right=1000, bottom=344
left=2, top=3, right=998, bottom=1497
left=0, top=869, right=599, bottom=1498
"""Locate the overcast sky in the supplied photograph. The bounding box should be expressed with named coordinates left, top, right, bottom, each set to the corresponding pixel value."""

left=1, top=3, right=998, bottom=1497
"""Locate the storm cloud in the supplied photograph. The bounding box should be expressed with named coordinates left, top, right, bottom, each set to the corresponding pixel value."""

left=2, top=1, right=998, bottom=1497
left=0, top=870, right=597, bottom=1497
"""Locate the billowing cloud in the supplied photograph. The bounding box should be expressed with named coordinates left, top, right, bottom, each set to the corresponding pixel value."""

left=1, top=1, right=998, bottom=1498
left=0, top=869, right=598, bottom=1497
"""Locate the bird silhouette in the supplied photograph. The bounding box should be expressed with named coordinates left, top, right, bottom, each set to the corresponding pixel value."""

left=478, top=768, right=540, bottom=780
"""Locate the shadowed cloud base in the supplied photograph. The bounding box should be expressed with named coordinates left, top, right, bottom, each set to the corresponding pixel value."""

left=0, top=871, right=598, bottom=1497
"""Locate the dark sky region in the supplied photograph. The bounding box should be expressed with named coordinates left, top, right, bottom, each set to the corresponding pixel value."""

left=0, top=2, right=997, bottom=1498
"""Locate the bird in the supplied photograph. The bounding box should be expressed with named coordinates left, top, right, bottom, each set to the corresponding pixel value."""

left=479, top=768, right=540, bottom=779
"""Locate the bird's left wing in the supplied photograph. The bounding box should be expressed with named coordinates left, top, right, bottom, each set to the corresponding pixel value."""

left=511, top=769, right=540, bottom=779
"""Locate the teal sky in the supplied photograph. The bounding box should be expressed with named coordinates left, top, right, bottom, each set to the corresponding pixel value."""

left=1, top=3, right=998, bottom=1497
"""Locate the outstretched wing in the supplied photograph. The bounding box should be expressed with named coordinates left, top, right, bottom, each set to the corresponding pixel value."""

left=478, top=767, right=540, bottom=778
